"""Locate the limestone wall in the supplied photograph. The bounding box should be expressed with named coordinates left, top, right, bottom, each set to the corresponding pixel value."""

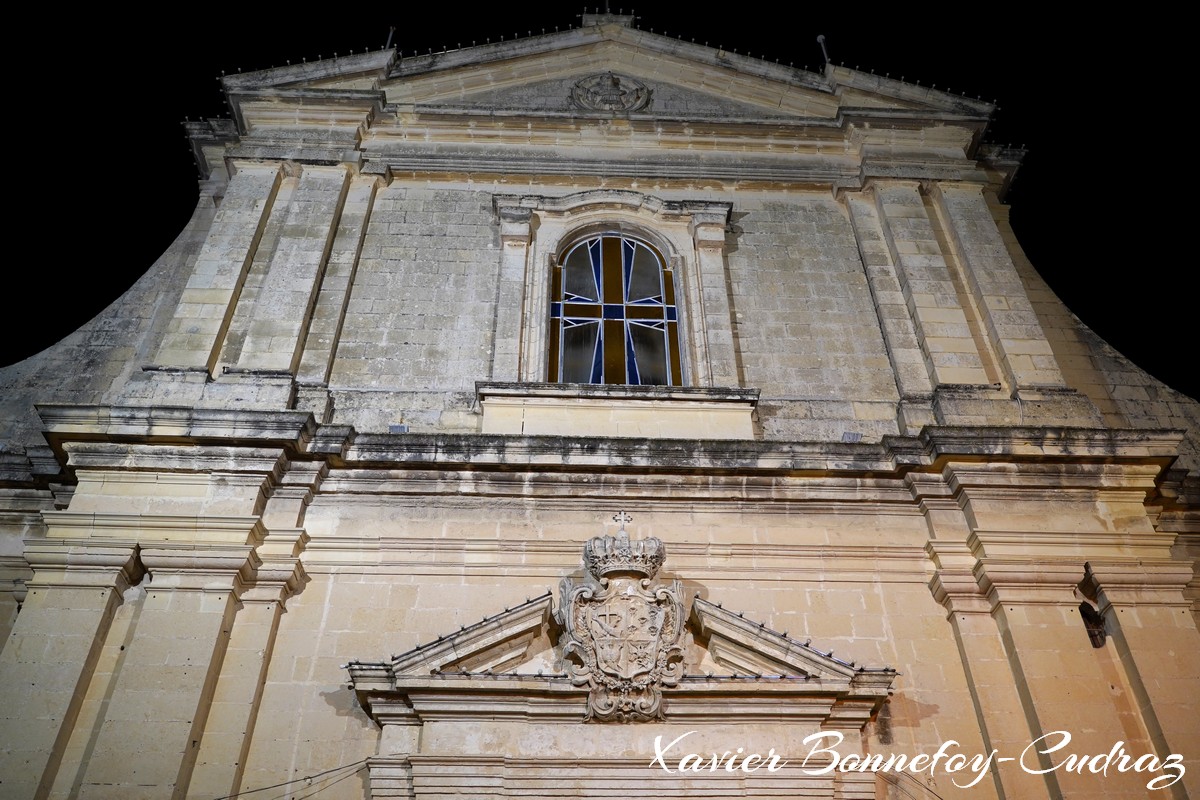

left=6, top=425, right=1192, bottom=799
left=724, top=194, right=900, bottom=440
left=327, top=185, right=500, bottom=433
left=1, top=175, right=1196, bottom=471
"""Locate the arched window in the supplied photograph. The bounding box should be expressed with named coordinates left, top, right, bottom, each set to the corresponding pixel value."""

left=548, top=233, right=683, bottom=385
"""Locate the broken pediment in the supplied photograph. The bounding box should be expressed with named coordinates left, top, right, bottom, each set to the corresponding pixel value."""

left=692, top=597, right=867, bottom=682
left=347, top=519, right=896, bottom=730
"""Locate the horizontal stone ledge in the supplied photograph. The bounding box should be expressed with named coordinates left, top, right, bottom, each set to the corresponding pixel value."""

left=359, top=675, right=871, bottom=721
left=343, top=432, right=908, bottom=473
left=917, top=425, right=1185, bottom=461
left=478, top=382, right=759, bottom=404
left=37, top=403, right=316, bottom=451
left=478, top=383, right=760, bottom=441
left=361, top=151, right=859, bottom=184
left=966, top=531, right=1178, bottom=561
left=31, top=405, right=1187, bottom=480
left=42, top=512, right=266, bottom=546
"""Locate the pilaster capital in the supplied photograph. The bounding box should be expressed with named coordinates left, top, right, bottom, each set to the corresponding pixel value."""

left=240, top=557, right=307, bottom=606
left=974, top=559, right=1084, bottom=608
left=243, top=526, right=309, bottom=607
left=0, top=557, right=32, bottom=604
left=1083, top=560, right=1195, bottom=611
left=22, top=539, right=143, bottom=593
left=687, top=212, right=729, bottom=250
left=494, top=203, right=532, bottom=246
left=927, top=541, right=990, bottom=615
left=227, top=159, right=288, bottom=179
left=140, top=544, right=261, bottom=596
left=927, top=180, right=987, bottom=199
left=821, top=698, right=881, bottom=734
left=862, top=178, right=922, bottom=196
left=904, top=471, right=956, bottom=508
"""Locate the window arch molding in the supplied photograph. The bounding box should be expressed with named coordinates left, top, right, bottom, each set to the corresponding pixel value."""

left=492, top=190, right=736, bottom=388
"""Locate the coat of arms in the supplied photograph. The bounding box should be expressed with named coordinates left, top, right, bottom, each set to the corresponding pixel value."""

left=557, top=513, right=685, bottom=722
left=569, top=72, right=652, bottom=112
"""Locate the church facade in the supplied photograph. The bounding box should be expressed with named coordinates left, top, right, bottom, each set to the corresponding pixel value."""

left=1, top=14, right=1197, bottom=799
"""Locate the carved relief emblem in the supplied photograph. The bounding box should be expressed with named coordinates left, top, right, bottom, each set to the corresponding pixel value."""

left=570, top=72, right=652, bottom=112
left=558, top=513, right=684, bottom=721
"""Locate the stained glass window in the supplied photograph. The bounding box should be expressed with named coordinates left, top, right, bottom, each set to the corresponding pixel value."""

left=548, top=234, right=682, bottom=385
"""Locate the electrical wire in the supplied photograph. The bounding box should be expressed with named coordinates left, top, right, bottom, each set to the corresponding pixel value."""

left=285, top=764, right=367, bottom=800
left=210, top=757, right=368, bottom=800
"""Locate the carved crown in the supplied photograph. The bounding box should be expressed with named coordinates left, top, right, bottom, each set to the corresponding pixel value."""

left=584, top=529, right=665, bottom=579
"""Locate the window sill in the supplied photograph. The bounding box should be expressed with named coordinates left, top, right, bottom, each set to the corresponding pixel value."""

left=476, top=382, right=758, bottom=440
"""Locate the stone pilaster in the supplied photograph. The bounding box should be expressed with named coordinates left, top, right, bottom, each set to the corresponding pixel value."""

left=927, top=541, right=1046, bottom=799
left=184, top=546, right=304, bottom=800
left=76, top=543, right=259, bottom=800
left=296, top=173, right=383, bottom=407
left=185, top=462, right=320, bottom=800
left=818, top=715, right=875, bottom=800
left=930, top=182, right=1067, bottom=392
left=689, top=211, right=737, bottom=387
left=32, top=418, right=293, bottom=798
left=977, top=558, right=1166, bottom=799
left=370, top=697, right=422, bottom=797
left=0, top=540, right=141, bottom=800
left=492, top=205, right=532, bottom=382
left=870, top=180, right=994, bottom=389
left=939, top=450, right=1184, bottom=798
left=219, top=164, right=352, bottom=375
left=915, top=468, right=1038, bottom=799
left=847, top=192, right=936, bottom=434
left=154, top=162, right=285, bottom=373
left=1086, top=561, right=1200, bottom=799
left=0, top=488, right=52, bottom=642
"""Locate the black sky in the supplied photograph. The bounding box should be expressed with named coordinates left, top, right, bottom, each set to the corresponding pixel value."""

left=13, top=11, right=1194, bottom=399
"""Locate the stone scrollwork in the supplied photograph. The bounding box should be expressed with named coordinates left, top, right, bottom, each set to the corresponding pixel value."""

left=557, top=514, right=685, bottom=722
left=569, top=72, right=652, bottom=112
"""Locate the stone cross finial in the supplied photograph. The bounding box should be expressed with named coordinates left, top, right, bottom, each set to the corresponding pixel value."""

left=612, top=510, right=632, bottom=529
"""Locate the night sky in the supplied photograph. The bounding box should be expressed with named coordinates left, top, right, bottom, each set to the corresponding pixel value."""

left=13, top=11, right=1194, bottom=400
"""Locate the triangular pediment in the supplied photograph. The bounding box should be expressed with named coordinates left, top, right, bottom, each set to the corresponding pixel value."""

left=221, top=21, right=991, bottom=126
left=209, top=18, right=994, bottom=177
left=380, top=36, right=841, bottom=120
